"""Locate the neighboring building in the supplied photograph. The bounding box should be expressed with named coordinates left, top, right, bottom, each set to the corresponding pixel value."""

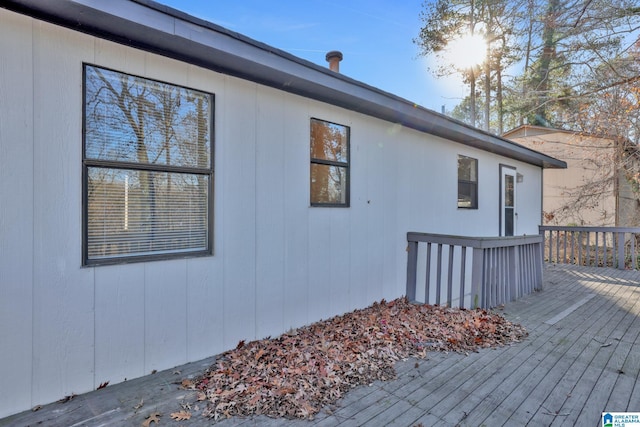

left=504, top=125, right=640, bottom=227
left=0, top=0, right=564, bottom=418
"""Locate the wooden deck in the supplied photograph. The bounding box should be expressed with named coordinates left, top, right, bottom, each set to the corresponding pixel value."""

left=3, top=264, right=640, bottom=427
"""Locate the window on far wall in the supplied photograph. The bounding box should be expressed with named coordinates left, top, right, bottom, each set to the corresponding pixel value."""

left=310, top=118, right=350, bottom=206
left=83, top=64, right=214, bottom=265
left=458, top=155, right=478, bottom=209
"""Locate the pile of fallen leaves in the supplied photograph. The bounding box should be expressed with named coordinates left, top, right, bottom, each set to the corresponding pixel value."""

left=189, top=298, right=527, bottom=420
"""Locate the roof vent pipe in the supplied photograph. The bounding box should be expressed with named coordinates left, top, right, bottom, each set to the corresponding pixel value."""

left=325, top=51, right=343, bottom=72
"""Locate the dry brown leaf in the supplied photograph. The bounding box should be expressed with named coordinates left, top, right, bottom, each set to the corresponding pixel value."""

left=170, top=410, right=191, bottom=421
left=190, top=297, right=527, bottom=420
left=180, top=379, right=194, bottom=389
left=57, top=393, right=77, bottom=404
left=141, top=412, right=161, bottom=427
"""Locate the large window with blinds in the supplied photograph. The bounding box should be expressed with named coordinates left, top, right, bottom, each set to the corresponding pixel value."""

left=83, top=65, right=213, bottom=265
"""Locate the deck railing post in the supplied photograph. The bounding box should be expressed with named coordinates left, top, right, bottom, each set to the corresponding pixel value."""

left=471, top=247, right=484, bottom=308
left=508, top=245, right=517, bottom=303
left=617, top=232, right=625, bottom=270
left=459, top=246, right=467, bottom=308
left=446, top=245, right=454, bottom=307
left=631, top=234, right=637, bottom=270
left=436, top=244, right=443, bottom=305
left=534, top=240, right=543, bottom=290
left=406, top=239, right=418, bottom=302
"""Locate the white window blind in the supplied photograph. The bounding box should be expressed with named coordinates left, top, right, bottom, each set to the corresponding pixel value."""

left=83, top=65, right=213, bottom=264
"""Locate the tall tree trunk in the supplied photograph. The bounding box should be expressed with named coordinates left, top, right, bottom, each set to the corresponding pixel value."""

left=535, top=0, right=560, bottom=125
left=521, top=0, right=535, bottom=125
left=497, top=61, right=504, bottom=134
left=470, top=68, right=476, bottom=127
left=484, top=44, right=491, bottom=131
left=470, top=0, right=476, bottom=127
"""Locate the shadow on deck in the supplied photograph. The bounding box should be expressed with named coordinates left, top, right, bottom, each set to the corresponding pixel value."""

left=2, top=264, right=639, bottom=426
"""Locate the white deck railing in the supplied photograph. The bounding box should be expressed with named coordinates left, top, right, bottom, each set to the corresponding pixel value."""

left=406, top=232, right=543, bottom=309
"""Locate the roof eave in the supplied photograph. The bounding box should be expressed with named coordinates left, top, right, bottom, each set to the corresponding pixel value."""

left=2, top=0, right=566, bottom=169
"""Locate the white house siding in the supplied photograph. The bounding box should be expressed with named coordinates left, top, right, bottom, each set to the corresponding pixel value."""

left=0, top=8, right=34, bottom=416
left=0, top=8, right=543, bottom=417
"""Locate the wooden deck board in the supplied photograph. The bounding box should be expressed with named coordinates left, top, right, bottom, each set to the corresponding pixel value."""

left=2, top=264, right=639, bottom=427
left=410, top=347, right=515, bottom=414
left=375, top=352, right=476, bottom=407
left=455, top=299, right=611, bottom=424
left=459, top=325, right=584, bottom=425
left=527, top=338, right=605, bottom=426
left=311, top=383, right=389, bottom=426
left=527, top=268, right=638, bottom=427
left=607, top=343, right=640, bottom=411
left=503, top=330, right=615, bottom=425
left=442, top=269, right=627, bottom=426
left=433, top=327, right=564, bottom=423
left=572, top=340, right=633, bottom=426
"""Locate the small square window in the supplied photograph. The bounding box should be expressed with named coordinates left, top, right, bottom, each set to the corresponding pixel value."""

left=310, top=118, right=350, bottom=206
left=458, top=155, right=478, bottom=209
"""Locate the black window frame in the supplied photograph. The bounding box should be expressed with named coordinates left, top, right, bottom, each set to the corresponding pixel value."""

left=310, top=117, right=350, bottom=207
left=457, top=155, right=478, bottom=209
left=82, top=63, right=215, bottom=266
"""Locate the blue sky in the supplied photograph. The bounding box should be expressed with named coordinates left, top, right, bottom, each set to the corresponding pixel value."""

left=157, top=0, right=467, bottom=114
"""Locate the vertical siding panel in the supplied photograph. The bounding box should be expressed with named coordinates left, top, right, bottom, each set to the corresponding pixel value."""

left=31, top=22, right=95, bottom=405
left=144, top=260, right=188, bottom=371
left=186, top=258, right=224, bottom=361
left=255, top=87, right=285, bottom=339
left=379, top=133, right=399, bottom=301
left=348, top=129, right=369, bottom=310
left=0, top=9, right=34, bottom=416
left=330, top=209, right=351, bottom=316
left=94, top=38, right=146, bottom=75
left=366, top=215, right=385, bottom=303
left=364, top=126, right=386, bottom=304
left=94, top=265, right=145, bottom=384
left=348, top=218, right=369, bottom=310
left=308, top=211, right=333, bottom=321
left=395, top=136, right=432, bottom=298
left=282, top=101, right=309, bottom=331
left=144, top=52, right=188, bottom=86
left=221, top=78, right=257, bottom=348
left=185, top=65, right=225, bottom=362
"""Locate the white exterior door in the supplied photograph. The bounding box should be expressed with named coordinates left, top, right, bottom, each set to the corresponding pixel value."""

left=501, top=166, right=516, bottom=236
